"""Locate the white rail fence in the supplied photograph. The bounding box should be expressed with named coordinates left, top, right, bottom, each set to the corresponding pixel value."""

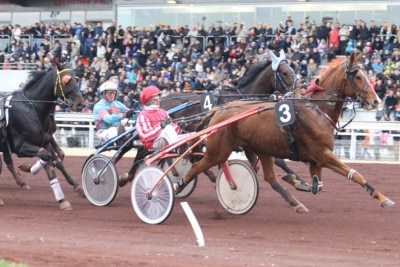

left=54, top=112, right=400, bottom=162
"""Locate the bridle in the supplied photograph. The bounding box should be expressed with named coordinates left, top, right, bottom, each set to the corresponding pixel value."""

left=343, top=61, right=370, bottom=103
left=54, top=68, right=74, bottom=107
left=274, top=60, right=299, bottom=93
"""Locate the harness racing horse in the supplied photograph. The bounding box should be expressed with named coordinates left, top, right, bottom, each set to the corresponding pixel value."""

left=118, top=49, right=304, bottom=187
left=0, top=63, right=84, bottom=209
left=174, top=51, right=394, bottom=212
left=160, top=50, right=304, bottom=181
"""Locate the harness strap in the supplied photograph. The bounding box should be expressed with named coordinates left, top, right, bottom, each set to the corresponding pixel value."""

left=54, top=68, right=71, bottom=101
left=5, top=95, right=12, bottom=127
left=283, top=125, right=299, bottom=161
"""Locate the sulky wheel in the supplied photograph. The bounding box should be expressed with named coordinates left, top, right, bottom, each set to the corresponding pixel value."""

left=82, top=154, right=118, bottom=206
left=162, top=157, right=197, bottom=199
left=216, top=159, right=259, bottom=215
left=131, top=166, right=174, bottom=224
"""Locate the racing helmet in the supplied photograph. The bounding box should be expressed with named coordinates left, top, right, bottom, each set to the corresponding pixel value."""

left=141, top=86, right=161, bottom=104
left=99, top=81, right=118, bottom=93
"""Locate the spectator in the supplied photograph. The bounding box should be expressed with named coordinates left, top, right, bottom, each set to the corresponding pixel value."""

left=339, top=24, right=350, bottom=55
left=96, top=41, right=106, bottom=59
left=384, top=90, right=397, bottom=120
left=349, top=19, right=360, bottom=48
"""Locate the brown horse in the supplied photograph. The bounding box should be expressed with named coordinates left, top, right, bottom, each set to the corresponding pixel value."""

left=174, top=51, right=394, bottom=211
left=118, top=50, right=303, bottom=187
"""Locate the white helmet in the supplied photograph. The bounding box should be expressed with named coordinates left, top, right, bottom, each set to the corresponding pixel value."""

left=99, top=81, right=118, bottom=93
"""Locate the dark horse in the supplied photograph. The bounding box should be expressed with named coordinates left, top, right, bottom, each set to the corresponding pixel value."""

left=174, top=51, right=394, bottom=211
left=0, top=63, right=84, bottom=209
left=117, top=49, right=303, bottom=187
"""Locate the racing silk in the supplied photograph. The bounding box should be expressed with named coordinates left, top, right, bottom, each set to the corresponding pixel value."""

left=93, top=99, right=127, bottom=129
left=136, top=106, right=180, bottom=148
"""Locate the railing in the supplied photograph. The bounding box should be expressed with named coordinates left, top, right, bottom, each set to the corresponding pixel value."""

left=53, top=112, right=400, bottom=162
left=0, top=34, right=71, bottom=52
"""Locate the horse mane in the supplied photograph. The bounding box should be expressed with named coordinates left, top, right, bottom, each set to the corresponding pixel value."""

left=161, top=92, right=196, bottom=101
left=22, top=70, right=52, bottom=92
left=319, top=63, right=342, bottom=82
left=237, top=61, right=271, bottom=89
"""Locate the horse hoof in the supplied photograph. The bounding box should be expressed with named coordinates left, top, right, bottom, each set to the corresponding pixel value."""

left=381, top=199, right=395, bottom=207
left=311, top=175, right=323, bottom=195
left=60, top=201, right=73, bottom=211
left=20, top=183, right=31, bottom=190
left=0, top=199, right=4, bottom=206
left=294, top=203, right=309, bottom=213
left=294, top=181, right=312, bottom=192
left=74, top=185, right=86, bottom=198
left=18, top=163, right=31, bottom=173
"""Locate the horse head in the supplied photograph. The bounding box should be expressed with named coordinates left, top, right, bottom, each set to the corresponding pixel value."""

left=55, top=62, right=84, bottom=112
left=343, top=51, right=380, bottom=110
left=320, top=52, right=381, bottom=109
left=270, top=49, right=301, bottom=94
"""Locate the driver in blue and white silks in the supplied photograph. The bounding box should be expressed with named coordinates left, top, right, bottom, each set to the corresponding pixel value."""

left=93, top=80, right=134, bottom=141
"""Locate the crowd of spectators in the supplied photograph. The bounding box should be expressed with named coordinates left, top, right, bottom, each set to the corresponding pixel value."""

left=1, top=18, right=400, bottom=120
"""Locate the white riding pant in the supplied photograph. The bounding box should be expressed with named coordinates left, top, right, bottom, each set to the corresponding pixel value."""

left=96, top=126, right=119, bottom=142
left=152, top=124, right=193, bottom=149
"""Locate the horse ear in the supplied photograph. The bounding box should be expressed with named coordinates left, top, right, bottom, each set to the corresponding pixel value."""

left=270, top=50, right=279, bottom=71
left=355, top=51, right=363, bottom=63
left=279, top=49, right=286, bottom=60
left=55, top=61, right=63, bottom=71
left=348, top=51, right=356, bottom=65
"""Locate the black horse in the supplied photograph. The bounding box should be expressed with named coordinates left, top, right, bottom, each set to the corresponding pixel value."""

left=0, top=63, right=84, bottom=209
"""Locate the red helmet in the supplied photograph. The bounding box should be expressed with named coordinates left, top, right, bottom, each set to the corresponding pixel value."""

left=141, top=86, right=161, bottom=104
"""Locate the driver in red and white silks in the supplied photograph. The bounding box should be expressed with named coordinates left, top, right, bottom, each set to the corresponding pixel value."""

left=136, top=85, right=182, bottom=149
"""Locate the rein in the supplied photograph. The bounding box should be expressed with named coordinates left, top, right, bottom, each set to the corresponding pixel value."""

left=5, top=68, right=73, bottom=107
left=302, top=60, right=367, bottom=131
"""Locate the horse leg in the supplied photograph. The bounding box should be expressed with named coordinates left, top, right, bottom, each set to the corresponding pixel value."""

left=42, top=163, right=72, bottom=211
left=276, top=158, right=312, bottom=192
left=17, top=144, right=72, bottom=210
left=321, top=151, right=394, bottom=207
left=259, top=155, right=308, bottom=213
left=3, top=152, right=31, bottom=189
left=54, top=160, right=85, bottom=198
left=176, top=146, right=233, bottom=194
left=244, top=150, right=259, bottom=173
left=275, top=158, right=306, bottom=183
left=45, top=143, right=84, bottom=197
left=50, top=137, right=65, bottom=161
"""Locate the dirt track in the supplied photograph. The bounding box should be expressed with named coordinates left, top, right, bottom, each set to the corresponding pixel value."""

left=0, top=156, right=399, bottom=267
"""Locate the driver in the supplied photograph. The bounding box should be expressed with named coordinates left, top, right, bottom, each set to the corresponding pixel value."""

left=93, top=80, right=134, bottom=141
left=135, top=85, right=182, bottom=149
left=118, top=85, right=183, bottom=187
